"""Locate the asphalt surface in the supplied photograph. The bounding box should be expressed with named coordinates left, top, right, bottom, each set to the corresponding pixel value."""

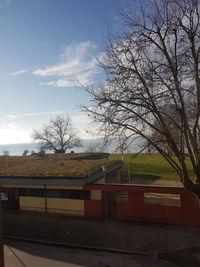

left=3, top=213, right=200, bottom=266
left=4, top=239, right=177, bottom=267
left=4, top=213, right=200, bottom=254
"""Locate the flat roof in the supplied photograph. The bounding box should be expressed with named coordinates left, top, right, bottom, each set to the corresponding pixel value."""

left=0, top=153, right=122, bottom=185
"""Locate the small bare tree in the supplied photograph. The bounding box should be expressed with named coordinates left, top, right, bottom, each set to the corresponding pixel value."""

left=3, top=150, right=9, bottom=156
left=22, top=149, right=29, bottom=156
left=85, top=140, right=106, bottom=153
left=84, top=0, right=200, bottom=197
left=31, top=115, right=82, bottom=153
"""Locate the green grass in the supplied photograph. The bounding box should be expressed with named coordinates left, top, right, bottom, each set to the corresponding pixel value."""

left=109, top=153, right=194, bottom=180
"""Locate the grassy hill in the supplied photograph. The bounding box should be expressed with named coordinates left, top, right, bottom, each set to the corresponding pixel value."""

left=109, top=153, right=194, bottom=185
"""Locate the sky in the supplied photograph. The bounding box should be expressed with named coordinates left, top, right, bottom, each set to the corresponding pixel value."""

left=0, top=0, right=130, bottom=144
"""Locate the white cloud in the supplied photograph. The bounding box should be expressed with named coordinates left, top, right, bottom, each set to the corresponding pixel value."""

left=0, top=129, right=31, bottom=144
left=7, top=122, right=16, bottom=128
left=40, top=70, right=93, bottom=88
left=71, top=114, right=91, bottom=126
left=0, top=122, right=31, bottom=144
left=24, top=110, right=65, bottom=117
left=7, top=114, right=18, bottom=120
left=70, top=113, right=101, bottom=139
left=10, top=69, right=28, bottom=76
left=40, top=80, right=78, bottom=88
left=0, top=112, right=99, bottom=144
left=33, top=41, right=100, bottom=87
left=0, top=122, right=19, bottom=130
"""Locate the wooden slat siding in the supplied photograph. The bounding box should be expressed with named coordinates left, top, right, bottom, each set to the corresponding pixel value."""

left=20, top=206, right=45, bottom=212
left=47, top=208, right=84, bottom=216
left=144, top=193, right=181, bottom=206
left=90, top=190, right=101, bottom=200
left=20, top=206, right=84, bottom=216
left=116, top=191, right=128, bottom=202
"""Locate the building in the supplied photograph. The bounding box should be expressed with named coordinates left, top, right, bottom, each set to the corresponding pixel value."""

left=0, top=153, right=200, bottom=227
left=0, top=153, right=122, bottom=216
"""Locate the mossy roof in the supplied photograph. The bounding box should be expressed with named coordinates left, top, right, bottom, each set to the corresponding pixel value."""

left=0, top=153, right=120, bottom=178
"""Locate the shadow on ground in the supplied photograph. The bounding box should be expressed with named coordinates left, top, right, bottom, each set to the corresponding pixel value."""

left=130, top=173, right=160, bottom=185
left=159, top=247, right=200, bottom=267
left=121, top=172, right=161, bottom=184
left=4, top=239, right=176, bottom=267
left=3, top=213, right=200, bottom=254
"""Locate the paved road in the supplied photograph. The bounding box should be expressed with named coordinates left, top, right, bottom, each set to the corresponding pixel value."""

left=4, top=213, right=200, bottom=254
left=4, top=240, right=176, bottom=267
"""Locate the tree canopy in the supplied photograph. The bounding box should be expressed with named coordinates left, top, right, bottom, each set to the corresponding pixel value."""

left=31, top=115, right=82, bottom=153
left=84, top=0, right=200, bottom=197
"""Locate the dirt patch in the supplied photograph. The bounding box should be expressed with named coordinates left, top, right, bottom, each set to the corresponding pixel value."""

left=126, top=176, right=182, bottom=187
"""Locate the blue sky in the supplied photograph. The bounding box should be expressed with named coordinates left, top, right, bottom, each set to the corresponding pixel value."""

left=0, top=0, right=129, bottom=144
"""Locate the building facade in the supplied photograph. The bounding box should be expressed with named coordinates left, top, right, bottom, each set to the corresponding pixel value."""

left=0, top=160, right=122, bottom=216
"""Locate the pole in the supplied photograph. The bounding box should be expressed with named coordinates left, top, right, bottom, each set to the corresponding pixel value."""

left=104, top=170, right=109, bottom=222
left=44, top=184, right=47, bottom=214
left=0, top=197, right=4, bottom=267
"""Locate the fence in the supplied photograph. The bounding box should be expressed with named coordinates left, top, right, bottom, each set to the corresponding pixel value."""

left=84, top=184, right=200, bottom=227
left=3, top=184, right=200, bottom=227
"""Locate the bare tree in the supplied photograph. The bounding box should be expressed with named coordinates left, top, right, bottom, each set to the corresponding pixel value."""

left=148, top=104, right=182, bottom=156
left=85, top=140, right=106, bottom=153
left=2, top=150, right=9, bottom=156
left=84, top=0, right=200, bottom=197
left=31, top=115, right=82, bottom=153
left=22, top=149, right=29, bottom=156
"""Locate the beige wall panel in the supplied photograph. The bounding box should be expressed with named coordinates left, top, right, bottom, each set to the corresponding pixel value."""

left=0, top=184, right=43, bottom=189
left=94, top=177, right=105, bottom=184
left=46, top=185, right=83, bottom=190
left=19, top=197, right=45, bottom=209
left=91, top=190, right=102, bottom=200
left=47, top=198, right=84, bottom=211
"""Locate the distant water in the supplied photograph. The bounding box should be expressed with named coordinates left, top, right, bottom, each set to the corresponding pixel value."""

left=0, top=136, right=143, bottom=156
left=0, top=139, right=116, bottom=156
left=0, top=143, right=40, bottom=156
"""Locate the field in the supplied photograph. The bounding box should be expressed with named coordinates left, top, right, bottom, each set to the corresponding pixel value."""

left=109, top=153, right=194, bottom=186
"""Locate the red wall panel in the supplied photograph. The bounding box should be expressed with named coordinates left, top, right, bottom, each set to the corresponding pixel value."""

left=84, top=184, right=200, bottom=227
left=84, top=200, right=102, bottom=217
